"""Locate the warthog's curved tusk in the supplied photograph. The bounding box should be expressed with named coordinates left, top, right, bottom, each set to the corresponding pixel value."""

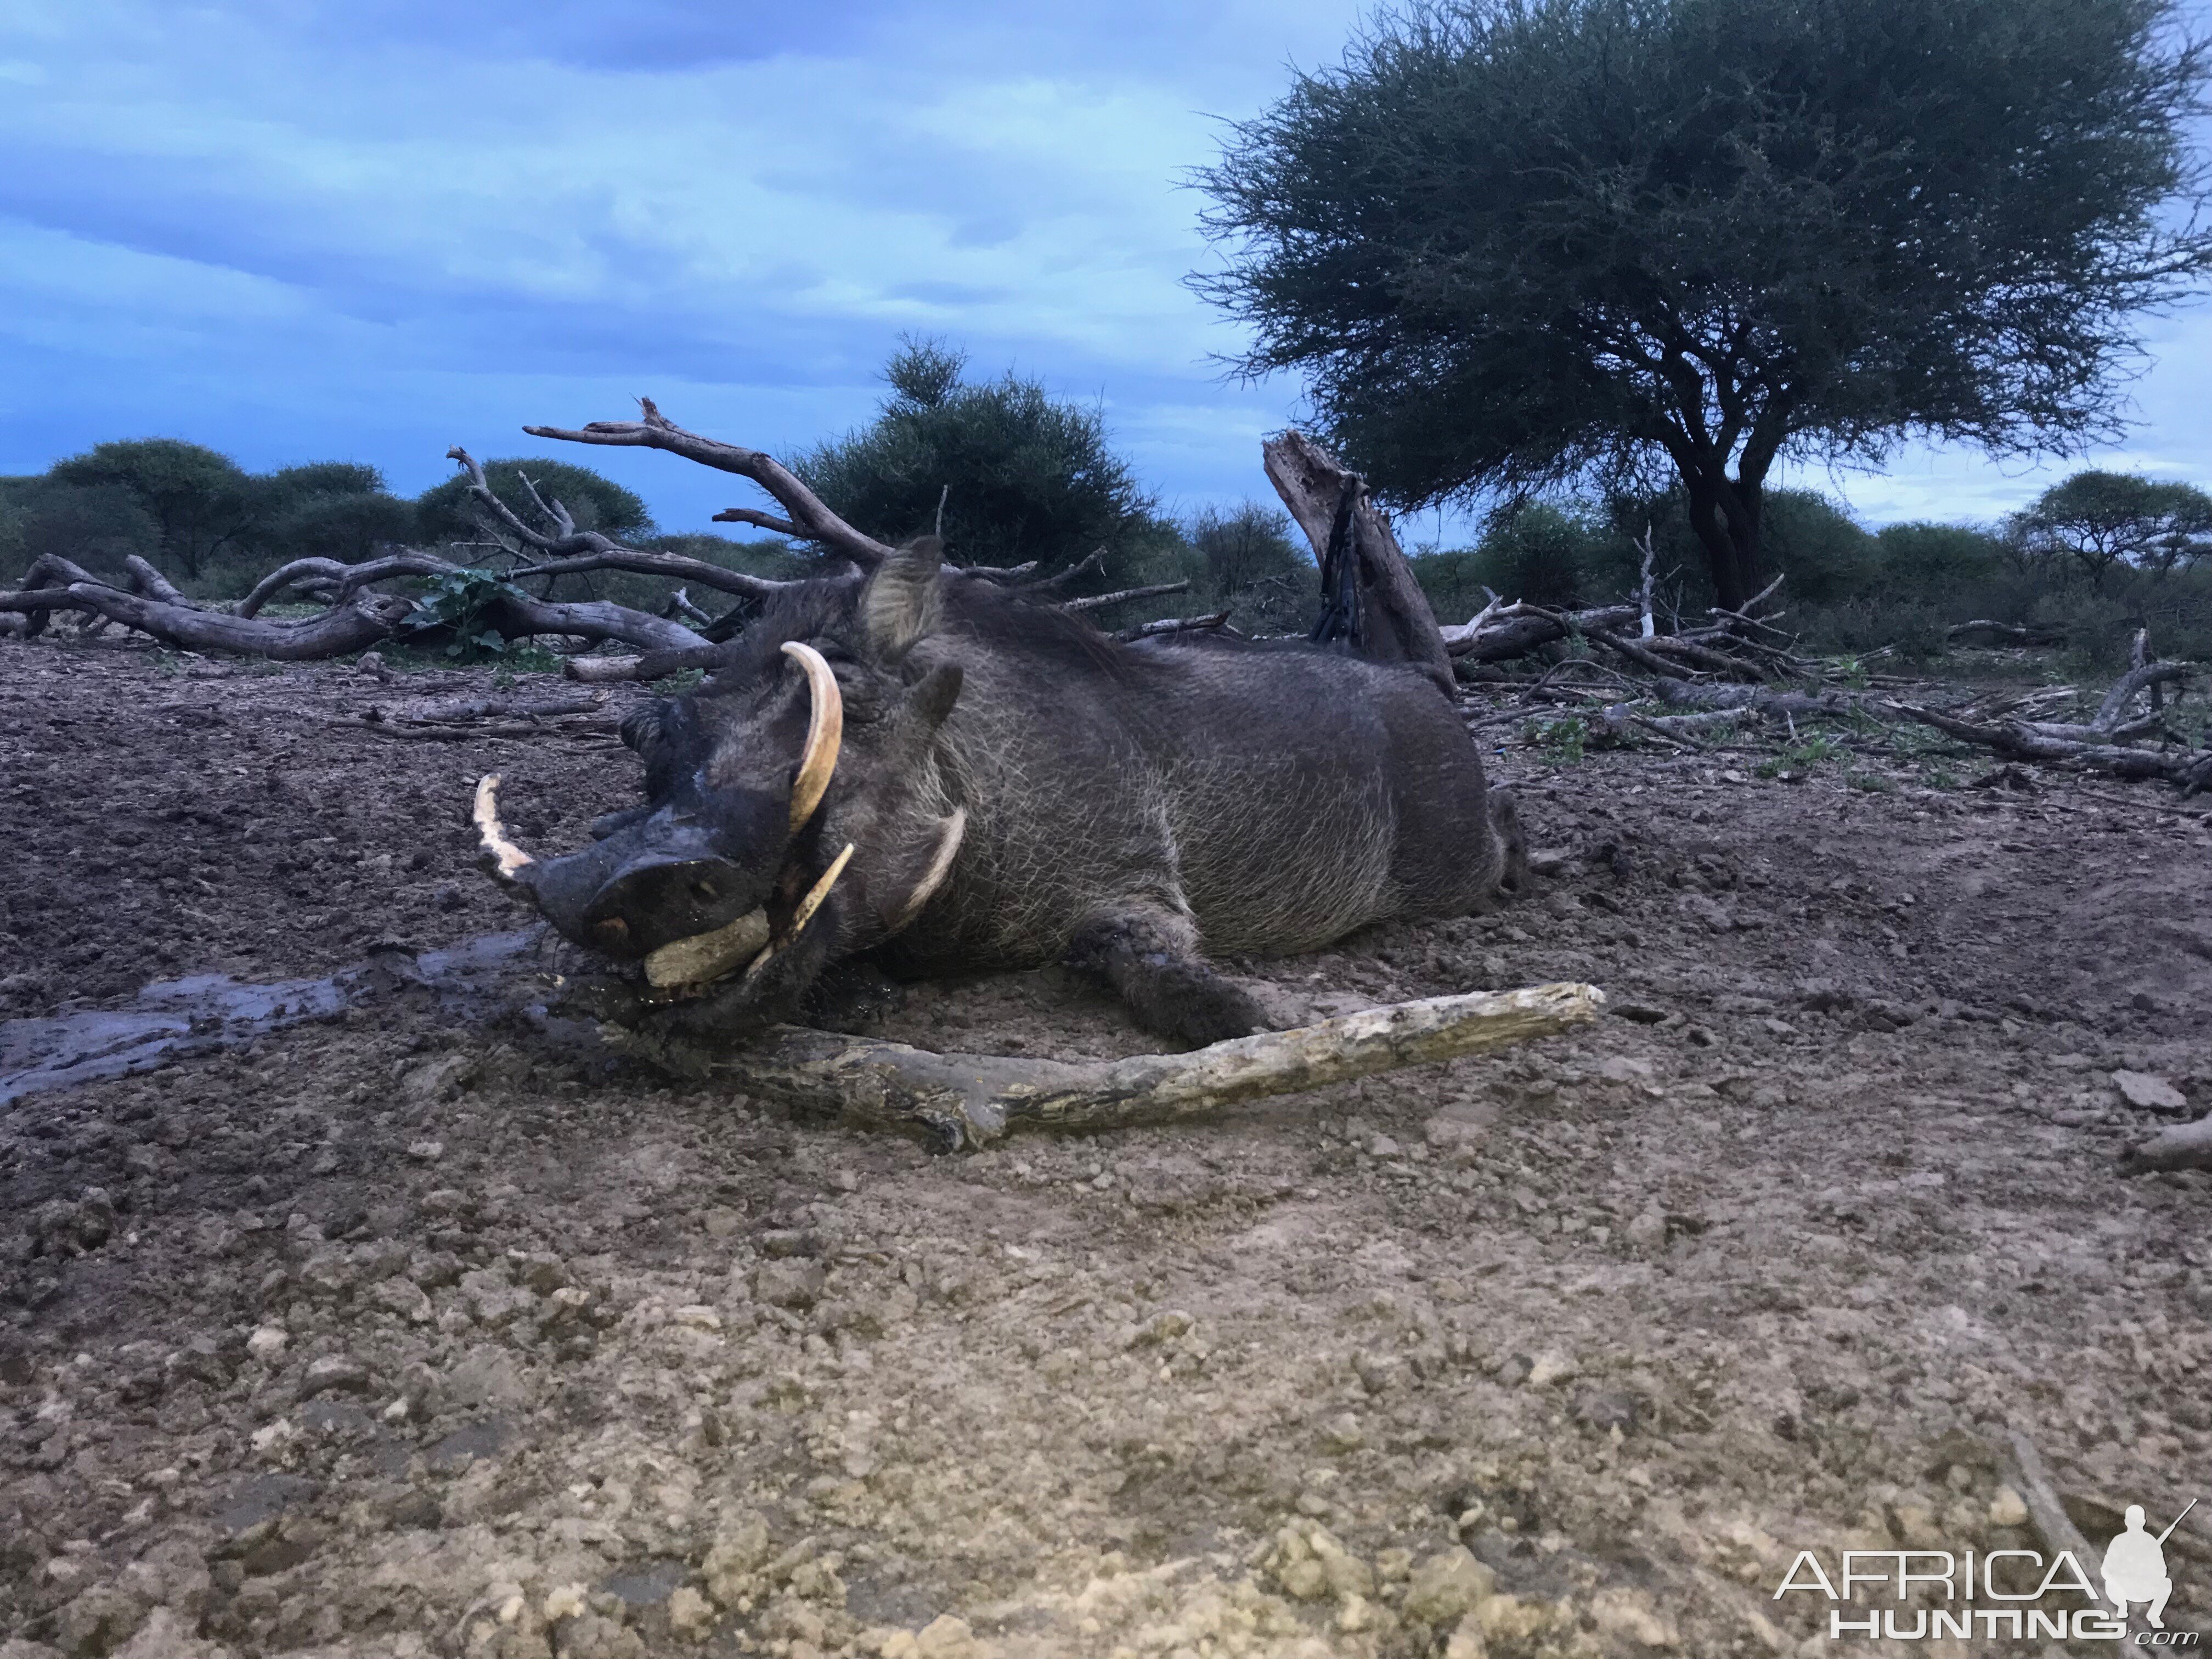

left=885, top=808, right=966, bottom=936
left=743, top=842, right=855, bottom=983
left=782, top=640, right=842, bottom=834
left=472, top=775, right=535, bottom=882
left=643, top=907, right=771, bottom=989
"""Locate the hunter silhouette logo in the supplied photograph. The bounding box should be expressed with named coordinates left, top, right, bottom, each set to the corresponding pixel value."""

left=2107, top=1499, right=2195, bottom=1629
left=1774, top=1493, right=2204, bottom=1642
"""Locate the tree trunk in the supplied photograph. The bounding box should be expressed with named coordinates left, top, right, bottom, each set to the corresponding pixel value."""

left=1678, top=461, right=1763, bottom=612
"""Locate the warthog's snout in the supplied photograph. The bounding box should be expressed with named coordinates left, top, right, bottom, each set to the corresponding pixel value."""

left=546, top=836, right=754, bottom=961
left=472, top=641, right=854, bottom=996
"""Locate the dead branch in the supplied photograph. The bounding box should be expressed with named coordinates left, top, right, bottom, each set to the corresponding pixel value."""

left=958, top=560, right=1039, bottom=584
left=1442, top=601, right=1643, bottom=662
left=1884, top=659, right=2203, bottom=790
left=1583, top=628, right=1696, bottom=680
left=562, top=640, right=740, bottom=684
left=476, top=590, right=699, bottom=653
left=122, top=555, right=196, bottom=608
left=2122, top=1113, right=2212, bottom=1174
left=237, top=552, right=458, bottom=617
left=1119, top=611, right=1234, bottom=642
left=374, top=691, right=607, bottom=725
left=1948, top=619, right=2067, bottom=647
left=503, top=548, right=796, bottom=601
left=1012, top=550, right=1106, bottom=594
left=1705, top=572, right=1786, bottom=630
left=1637, top=634, right=1771, bottom=679
left=1063, top=579, right=1192, bottom=614
left=1596, top=704, right=1696, bottom=749
left=1652, top=681, right=1869, bottom=718
left=39, top=587, right=414, bottom=658
left=523, top=397, right=898, bottom=568
left=612, top=981, right=1602, bottom=1150
left=2091, top=659, right=2191, bottom=732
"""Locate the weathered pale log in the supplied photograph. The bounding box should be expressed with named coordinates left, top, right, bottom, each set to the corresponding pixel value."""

left=1443, top=602, right=1641, bottom=662
left=25, top=585, right=415, bottom=658
left=2121, top=1114, right=2212, bottom=1174
left=1120, top=611, right=1234, bottom=642
left=614, top=981, right=1603, bottom=1150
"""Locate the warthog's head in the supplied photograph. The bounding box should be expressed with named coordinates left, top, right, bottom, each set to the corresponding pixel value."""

left=475, top=539, right=969, bottom=1038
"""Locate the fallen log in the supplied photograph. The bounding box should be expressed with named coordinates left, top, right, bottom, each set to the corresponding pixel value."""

left=238, top=552, right=456, bottom=617
left=1120, top=611, right=1234, bottom=642
left=2121, top=1113, right=2212, bottom=1175
left=1885, top=659, right=2207, bottom=792
left=372, top=690, right=607, bottom=725
left=1442, top=602, right=1641, bottom=662
left=1948, top=619, right=2067, bottom=647
left=1652, top=681, right=1867, bottom=719
left=32, top=585, right=415, bottom=658
left=607, top=981, right=1604, bottom=1150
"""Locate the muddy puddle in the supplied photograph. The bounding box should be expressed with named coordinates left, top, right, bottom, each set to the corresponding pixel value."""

left=0, top=930, right=549, bottom=1106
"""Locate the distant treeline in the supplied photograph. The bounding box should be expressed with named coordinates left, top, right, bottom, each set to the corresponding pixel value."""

left=7, top=341, right=2209, bottom=669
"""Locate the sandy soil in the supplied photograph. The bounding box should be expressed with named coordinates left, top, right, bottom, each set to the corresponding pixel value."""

left=3, top=639, right=2211, bottom=1659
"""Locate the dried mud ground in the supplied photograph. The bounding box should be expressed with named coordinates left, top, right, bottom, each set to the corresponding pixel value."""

left=4, top=640, right=2211, bottom=1659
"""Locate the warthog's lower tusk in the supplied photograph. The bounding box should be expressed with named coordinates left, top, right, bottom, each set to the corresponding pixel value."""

left=643, top=907, right=771, bottom=989
left=743, top=842, right=855, bottom=983
left=886, top=809, right=966, bottom=936
left=782, top=640, right=842, bottom=834
left=472, top=775, right=535, bottom=881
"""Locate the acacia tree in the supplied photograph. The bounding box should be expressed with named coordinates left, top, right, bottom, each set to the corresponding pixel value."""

left=1193, top=0, right=2212, bottom=608
left=48, top=439, right=256, bottom=579
left=2011, top=470, right=2212, bottom=587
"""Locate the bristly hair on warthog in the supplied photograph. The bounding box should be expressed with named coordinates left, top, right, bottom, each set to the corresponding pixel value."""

left=470, top=520, right=1523, bottom=1051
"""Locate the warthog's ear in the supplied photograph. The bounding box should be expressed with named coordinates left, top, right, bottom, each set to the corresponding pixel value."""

left=859, top=537, right=943, bottom=662
left=901, top=663, right=962, bottom=737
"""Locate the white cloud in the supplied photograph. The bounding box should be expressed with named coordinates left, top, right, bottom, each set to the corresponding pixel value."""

left=0, top=0, right=2206, bottom=543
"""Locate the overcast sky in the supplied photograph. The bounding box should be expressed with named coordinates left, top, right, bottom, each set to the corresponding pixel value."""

left=3, top=0, right=2210, bottom=545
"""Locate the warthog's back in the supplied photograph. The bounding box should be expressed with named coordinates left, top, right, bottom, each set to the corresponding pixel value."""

left=898, top=600, right=1505, bottom=968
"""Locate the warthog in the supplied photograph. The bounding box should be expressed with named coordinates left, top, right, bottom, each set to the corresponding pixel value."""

left=477, top=537, right=1524, bottom=1046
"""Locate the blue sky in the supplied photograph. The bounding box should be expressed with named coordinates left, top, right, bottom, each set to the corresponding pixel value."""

left=3, top=0, right=2210, bottom=550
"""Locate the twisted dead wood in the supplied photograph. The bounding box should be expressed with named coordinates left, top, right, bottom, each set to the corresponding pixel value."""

left=1887, top=660, right=2205, bottom=792
left=524, top=397, right=899, bottom=569
left=610, top=981, right=1603, bottom=1150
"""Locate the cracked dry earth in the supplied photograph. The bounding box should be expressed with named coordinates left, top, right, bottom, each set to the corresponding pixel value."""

left=4, top=640, right=2212, bottom=1659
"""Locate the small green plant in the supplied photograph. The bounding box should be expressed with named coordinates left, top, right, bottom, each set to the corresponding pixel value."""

left=650, top=667, right=707, bottom=696
left=1522, top=715, right=1588, bottom=763
left=1844, top=770, right=1895, bottom=792
left=393, top=566, right=530, bottom=662
left=1755, top=735, right=1845, bottom=778
left=1919, top=765, right=1962, bottom=790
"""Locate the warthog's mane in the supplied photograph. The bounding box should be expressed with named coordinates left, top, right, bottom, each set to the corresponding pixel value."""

left=698, top=567, right=1166, bottom=694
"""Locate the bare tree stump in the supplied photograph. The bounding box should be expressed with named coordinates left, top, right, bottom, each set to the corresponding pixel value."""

left=1263, top=432, right=1453, bottom=694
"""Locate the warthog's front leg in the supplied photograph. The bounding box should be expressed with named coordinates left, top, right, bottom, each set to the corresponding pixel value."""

left=1066, top=906, right=1268, bottom=1047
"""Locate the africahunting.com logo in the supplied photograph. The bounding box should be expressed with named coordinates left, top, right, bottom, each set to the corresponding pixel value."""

left=1774, top=1499, right=2199, bottom=1644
